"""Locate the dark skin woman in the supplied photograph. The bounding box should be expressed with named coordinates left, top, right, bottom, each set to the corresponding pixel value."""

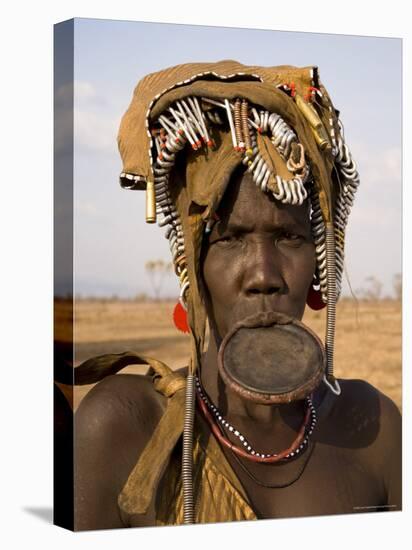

left=74, top=169, right=401, bottom=530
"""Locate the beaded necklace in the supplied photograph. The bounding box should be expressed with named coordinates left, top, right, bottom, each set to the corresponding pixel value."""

left=195, top=376, right=317, bottom=464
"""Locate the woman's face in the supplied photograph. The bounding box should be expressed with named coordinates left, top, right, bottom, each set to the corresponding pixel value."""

left=202, top=169, right=316, bottom=342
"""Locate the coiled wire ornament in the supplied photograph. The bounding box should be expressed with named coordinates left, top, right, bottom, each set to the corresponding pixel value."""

left=242, top=114, right=309, bottom=204
left=324, top=223, right=341, bottom=395
left=182, top=373, right=196, bottom=524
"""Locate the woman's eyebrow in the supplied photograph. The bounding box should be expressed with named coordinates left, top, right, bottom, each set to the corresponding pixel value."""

left=214, top=217, right=310, bottom=234
left=274, top=221, right=308, bottom=232
left=216, top=220, right=255, bottom=233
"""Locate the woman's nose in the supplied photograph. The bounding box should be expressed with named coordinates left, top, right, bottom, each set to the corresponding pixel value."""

left=242, top=240, right=286, bottom=296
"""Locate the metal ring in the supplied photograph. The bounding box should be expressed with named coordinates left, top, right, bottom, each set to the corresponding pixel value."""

left=323, top=375, right=341, bottom=395
left=179, top=281, right=190, bottom=311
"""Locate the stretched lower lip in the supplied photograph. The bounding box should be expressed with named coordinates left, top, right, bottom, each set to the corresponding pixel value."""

left=218, top=311, right=326, bottom=404
left=231, top=310, right=295, bottom=330
left=229, top=299, right=299, bottom=327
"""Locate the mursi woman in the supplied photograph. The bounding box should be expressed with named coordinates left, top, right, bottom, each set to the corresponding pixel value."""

left=74, top=60, right=401, bottom=529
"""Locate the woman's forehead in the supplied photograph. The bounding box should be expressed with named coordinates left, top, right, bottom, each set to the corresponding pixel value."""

left=217, top=170, right=311, bottom=228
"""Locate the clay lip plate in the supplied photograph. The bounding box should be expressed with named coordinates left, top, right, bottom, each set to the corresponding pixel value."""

left=217, top=311, right=326, bottom=404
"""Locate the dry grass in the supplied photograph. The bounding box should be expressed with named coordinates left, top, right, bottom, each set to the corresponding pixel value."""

left=55, top=299, right=401, bottom=411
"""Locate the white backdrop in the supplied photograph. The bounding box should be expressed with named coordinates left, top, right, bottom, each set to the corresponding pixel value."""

left=0, top=1, right=410, bottom=549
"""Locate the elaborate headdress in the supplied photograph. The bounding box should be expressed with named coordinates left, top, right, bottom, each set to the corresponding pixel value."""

left=117, top=60, right=359, bottom=522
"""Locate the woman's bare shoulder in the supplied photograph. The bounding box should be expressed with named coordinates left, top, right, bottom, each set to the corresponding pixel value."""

left=74, top=374, right=167, bottom=530
left=328, top=379, right=401, bottom=474
left=336, top=379, right=401, bottom=425
left=76, top=373, right=167, bottom=431
left=337, top=379, right=401, bottom=504
left=75, top=373, right=168, bottom=476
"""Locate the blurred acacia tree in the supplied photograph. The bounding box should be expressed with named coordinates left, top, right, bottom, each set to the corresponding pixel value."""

left=145, top=260, right=173, bottom=300
left=393, top=273, right=402, bottom=301
left=363, top=276, right=383, bottom=301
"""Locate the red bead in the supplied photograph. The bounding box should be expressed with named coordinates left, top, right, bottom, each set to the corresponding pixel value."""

left=173, top=302, right=190, bottom=333
left=306, top=285, right=326, bottom=310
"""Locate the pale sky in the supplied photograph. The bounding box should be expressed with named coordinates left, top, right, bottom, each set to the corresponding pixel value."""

left=56, top=18, right=401, bottom=298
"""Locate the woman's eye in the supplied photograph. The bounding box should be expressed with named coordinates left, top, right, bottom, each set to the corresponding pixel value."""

left=217, top=236, right=235, bottom=245
left=210, top=234, right=239, bottom=247
left=277, top=233, right=304, bottom=246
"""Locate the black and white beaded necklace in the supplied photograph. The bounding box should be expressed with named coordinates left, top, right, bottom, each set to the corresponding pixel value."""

left=195, top=375, right=318, bottom=488
left=195, top=376, right=317, bottom=460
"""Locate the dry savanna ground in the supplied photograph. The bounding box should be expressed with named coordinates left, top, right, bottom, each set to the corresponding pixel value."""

left=54, top=299, right=402, bottom=411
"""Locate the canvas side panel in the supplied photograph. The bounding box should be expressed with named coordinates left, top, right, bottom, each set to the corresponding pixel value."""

left=53, top=18, right=74, bottom=532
